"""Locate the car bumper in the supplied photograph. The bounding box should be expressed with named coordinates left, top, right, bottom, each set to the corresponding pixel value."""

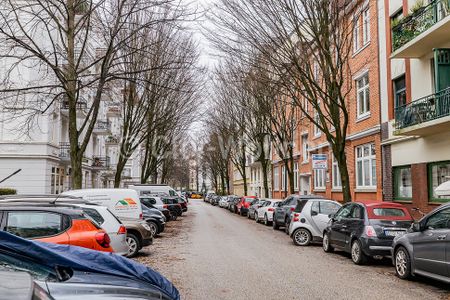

left=360, top=237, right=394, bottom=257
left=240, top=208, right=249, bottom=214
left=158, top=223, right=165, bottom=234
left=110, top=235, right=129, bottom=256
left=142, top=237, right=153, bottom=247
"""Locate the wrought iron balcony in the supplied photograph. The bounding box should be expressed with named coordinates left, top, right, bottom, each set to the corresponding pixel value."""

left=92, top=156, right=110, bottom=170
left=392, top=0, right=450, bottom=52
left=395, top=87, right=450, bottom=134
left=59, top=142, right=71, bottom=162
left=105, top=135, right=120, bottom=145
left=93, top=120, right=111, bottom=135
left=106, top=103, right=121, bottom=117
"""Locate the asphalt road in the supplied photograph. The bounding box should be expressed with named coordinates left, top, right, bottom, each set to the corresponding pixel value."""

left=140, top=200, right=450, bottom=300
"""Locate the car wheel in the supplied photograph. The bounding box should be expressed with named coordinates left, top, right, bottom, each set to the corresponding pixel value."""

left=395, top=247, right=412, bottom=280
left=272, top=217, right=279, bottom=230
left=126, top=233, right=140, bottom=258
left=148, top=221, right=158, bottom=236
left=247, top=212, right=251, bottom=219
left=351, top=239, right=368, bottom=265
left=323, top=232, right=334, bottom=253
left=284, top=218, right=290, bottom=235
left=171, top=214, right=178, bottom=221
left=293, top=228, right=312, bottom=246
left=264, top=214, right=270, bottom=226
left=255, top=213, right=259, bottom=223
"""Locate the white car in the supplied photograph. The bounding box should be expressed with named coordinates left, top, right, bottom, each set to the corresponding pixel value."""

left=74, top=203, right=129, bottom=256
left=219, top=196, right=229, bottom=208
left=288, top=199, right=341, bottom=246
left=255, top=199, right=282, bottom=225
left=140, top=196, right=164, bottom=210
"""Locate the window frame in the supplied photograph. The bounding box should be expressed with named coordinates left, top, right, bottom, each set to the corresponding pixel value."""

left=332, top=155, right=342, bottom=189
left=393, top=165, right=413, bottom=202
left=302, top=134, right=309, bottom=163
left=5, top=211, right=67, bottom=239
left=273, top=166, right=280, bottom=191
left=428, top=161, right=450, bottom=203
left=356, top=73, right=370, bottom=118
left=313, top=168, right=326, bottom=190
left=281, top=165, right=286, bottom=192
left=393, top=75, right=407, bottom=109
left=293, top=162, right=299, bottom=191
left=353, top=14, right=361, bottom=53
left=355, top=143, right=377, bottom=189
left=362, top=8, right=370, bottom=45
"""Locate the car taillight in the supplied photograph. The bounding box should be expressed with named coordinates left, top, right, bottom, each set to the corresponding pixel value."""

left=290, top=207, right=295, bottom=211
left=268, top=208, right=274, bottom=212
left=293, top=213, right=300, bottom=222
left=163, top=204, right=168, bottom=209
left=365, top=226, right=377, bottom=237
left=139, top=213, right=143, bottom=220
left=95, top=232, right=111, bottom=248
left=117, top=225, right=127, bottom=234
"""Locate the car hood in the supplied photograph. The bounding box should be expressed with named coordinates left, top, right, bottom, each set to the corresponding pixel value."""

left=0, top=232, right=179, bottom=300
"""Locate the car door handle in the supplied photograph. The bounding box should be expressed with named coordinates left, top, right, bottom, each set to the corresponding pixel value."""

left=437, top=235, right=447, bottom=241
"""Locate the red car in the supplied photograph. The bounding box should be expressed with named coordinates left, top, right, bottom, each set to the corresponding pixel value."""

left=236, top=196, right=257, bottom=216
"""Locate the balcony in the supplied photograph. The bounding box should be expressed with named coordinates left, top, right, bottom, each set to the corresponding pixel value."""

left=105, top=135, right=120, bottom=146
left=392, top=0, right=450, bottom=58
left=92, top=156, right=110, bottom=170
left=394, top=87, right=450, bottom=136
left=93, top=120, right=111, bottom=135
left=106, top=103, right=121, bottom=117
left=60, top=99, right=88, bottom=117
left=59, top=142, right=71, bottom=163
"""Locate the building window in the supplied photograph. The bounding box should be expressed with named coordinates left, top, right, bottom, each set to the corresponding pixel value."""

left=294, top=162, right=299, bottom=191
left=393, top=75, right=406, bottom=109
left=332, top=156, right=342, bottom=189
left=394, top=166, right=412, bottom=200
left=273, top=167, right=279, bottom=191
left=314, top=169, right=326, bottom=190
left=51, top=167, right=65, bottom=194
left=314, top=110, right=321, bottom=137
left=356, top=73, right=370, bottom=118
left=362, top=8, right=370, bottom=45
left=281, top=165, right=286, bottom=191
left=429, top=161, right=450, bottom=202
left=353, top=15, right=360, bottom=52
left=356, top=143, right=376, bottom=189
left=302, top=134, right=309, bottom=162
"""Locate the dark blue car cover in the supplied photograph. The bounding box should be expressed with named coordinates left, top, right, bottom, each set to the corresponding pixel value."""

left=0, top=231, right=180, bottom=300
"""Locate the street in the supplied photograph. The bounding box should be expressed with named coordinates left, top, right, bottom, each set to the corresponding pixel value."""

left=138, top=200, right=450, bottom=300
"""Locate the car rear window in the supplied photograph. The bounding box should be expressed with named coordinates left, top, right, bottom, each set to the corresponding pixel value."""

left=245, top=198, right=254, bottom=203
left=82, top=208, right=105, bottom=225
left=368, top=206, right=412, bottom=220
left=294, top=200, right=308, bottom=212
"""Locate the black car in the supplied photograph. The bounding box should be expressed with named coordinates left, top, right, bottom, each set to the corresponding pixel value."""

left=141, top=204, right=166, bottom=236
left=323, top=202, right=413, bottom=265
left=273, top=195, right=323, bottom=233
left=161, top=197, right=183, bottom=217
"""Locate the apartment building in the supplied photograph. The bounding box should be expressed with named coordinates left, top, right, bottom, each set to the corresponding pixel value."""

left=271, top=0, right=383, bottom=202
left=379, top=0, right=450, bottom=216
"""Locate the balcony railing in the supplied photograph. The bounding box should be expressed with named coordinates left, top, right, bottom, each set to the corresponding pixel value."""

left=392, top=0, right=450, bottom=51
left=94, top=120, right=111, bottom=132
left=395, top=87, right=450, bottom=130
left=105, top=135, right=120, bottom=145
left=61, top=100, right=88, bottom=111
left=106, top=104, right=121, bottom=117
left=92, top=156, right=110, bottom=169
left=59, top=142, right=71, bottom=160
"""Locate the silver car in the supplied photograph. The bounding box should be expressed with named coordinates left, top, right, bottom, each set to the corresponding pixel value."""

left=392, top=203, right=450, bottom=283
left=288, top=198, right=341, bottom=246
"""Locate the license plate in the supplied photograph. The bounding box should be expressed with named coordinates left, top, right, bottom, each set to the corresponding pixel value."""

left=384, top=230, right=405, bottom=237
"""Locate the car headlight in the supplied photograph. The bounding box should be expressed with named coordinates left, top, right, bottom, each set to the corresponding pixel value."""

left=142, top=223, right=151, bottom=231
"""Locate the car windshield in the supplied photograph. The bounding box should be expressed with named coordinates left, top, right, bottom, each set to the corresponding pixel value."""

left=0, top=251, right=57, bottom=282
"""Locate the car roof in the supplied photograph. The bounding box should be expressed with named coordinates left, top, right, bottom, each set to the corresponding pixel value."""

left=290, top=194, right=324, bottom=199
left=0, top=203, right=85, bottom=217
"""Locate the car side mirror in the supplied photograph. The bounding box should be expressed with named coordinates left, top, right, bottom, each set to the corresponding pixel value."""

left=411, top=221, right=422, bottom=232
left=328, top=213, right=335, bottom=220
left=311, top=211, right=318, bottom=216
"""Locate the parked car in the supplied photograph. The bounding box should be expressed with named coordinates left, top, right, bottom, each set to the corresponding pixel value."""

left=255, top=199, right=282, bottom=225
left=0, top=270, right=54, bottom=300
left=141, top=204, right=166, bottom=236
left=236, top=196, right=257, bottom=216
left=219, top=196, right=229, bottom=208
left=177, top=197, right=188, bottom=212
left=190, top=192, right=203, bottom=199
left=0, top=231, right=180, bottom=300
left=129, top=184, right=179, bottom=198
left=160, top=197, right=183, bottom=218
left=140, top=196, right=173, bottom=221
left=288, top=199, right=341, bottom=246
left=273, top=195, right=323, bottom=232
left=120, top=218, right=153, bottom=258
left=392, top=203, right=450, bottom=283
left=323, top=202, right=413, bottom=265
left=228, top=196, right=241, bottom=213
left=247, top=199, right=267, bottom=220
left=0, top=200, right=113, bottom=253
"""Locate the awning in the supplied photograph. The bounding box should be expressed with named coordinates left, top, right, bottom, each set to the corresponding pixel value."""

left=435, top=181, right=450, bottom=196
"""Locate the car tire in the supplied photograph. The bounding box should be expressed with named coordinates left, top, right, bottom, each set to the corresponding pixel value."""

left=247, top=212, right=251, bottom=219
left=272, top=218, right=279, bottom=230
left=147, top=221, right=158, bottom=237
left=293, top=228, right=312, bottom=246
left=255, top=213, right=259, bottom=223
left=395, top=247, right=412, bottom=280
left=240, top=209, right=244, bottom=216
left=284, top=218, right=290, bottom=235
left=351, top=239, right=368, bottom=265
left=126, top=233, right=140, bottom=258
left=264, top=214, right=269, bottom=226
left=171, top=214, right=178, bottom=221
left=323, top=232, right=334, bottom=253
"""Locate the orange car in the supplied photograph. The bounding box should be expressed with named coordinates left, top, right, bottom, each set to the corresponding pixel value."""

left=0, top=203, right=113, bottom=253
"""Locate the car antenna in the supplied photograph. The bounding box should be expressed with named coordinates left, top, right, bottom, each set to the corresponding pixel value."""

left=51, top=193, right=63, bottom=204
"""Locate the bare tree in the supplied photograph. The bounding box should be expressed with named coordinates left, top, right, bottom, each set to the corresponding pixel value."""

left=209, top=0, right=365, bottom=202
left=0, top=0, right=190, bottom=188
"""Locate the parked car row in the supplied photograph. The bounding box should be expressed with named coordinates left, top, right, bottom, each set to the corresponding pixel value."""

left=0, top=185, right=189, bottom=299
left=208, top=193, right=450, bottom=284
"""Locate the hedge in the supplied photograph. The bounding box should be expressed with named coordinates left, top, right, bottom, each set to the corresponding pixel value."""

left=0, top=188, right=17, bottom=195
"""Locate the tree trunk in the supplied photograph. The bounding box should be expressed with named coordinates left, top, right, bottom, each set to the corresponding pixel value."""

left=336, top=148, right=352, bottom=203
left=261, top=160, right=270, bottom=198
left=114, top=154, right=128, bottom=188
left=288, top=149, right=295, bottom=195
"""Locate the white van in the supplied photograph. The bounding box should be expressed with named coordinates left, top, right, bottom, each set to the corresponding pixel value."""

left=62, top=189, right=143, bottom=220
left=129, top=184, right=178, bottom=198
